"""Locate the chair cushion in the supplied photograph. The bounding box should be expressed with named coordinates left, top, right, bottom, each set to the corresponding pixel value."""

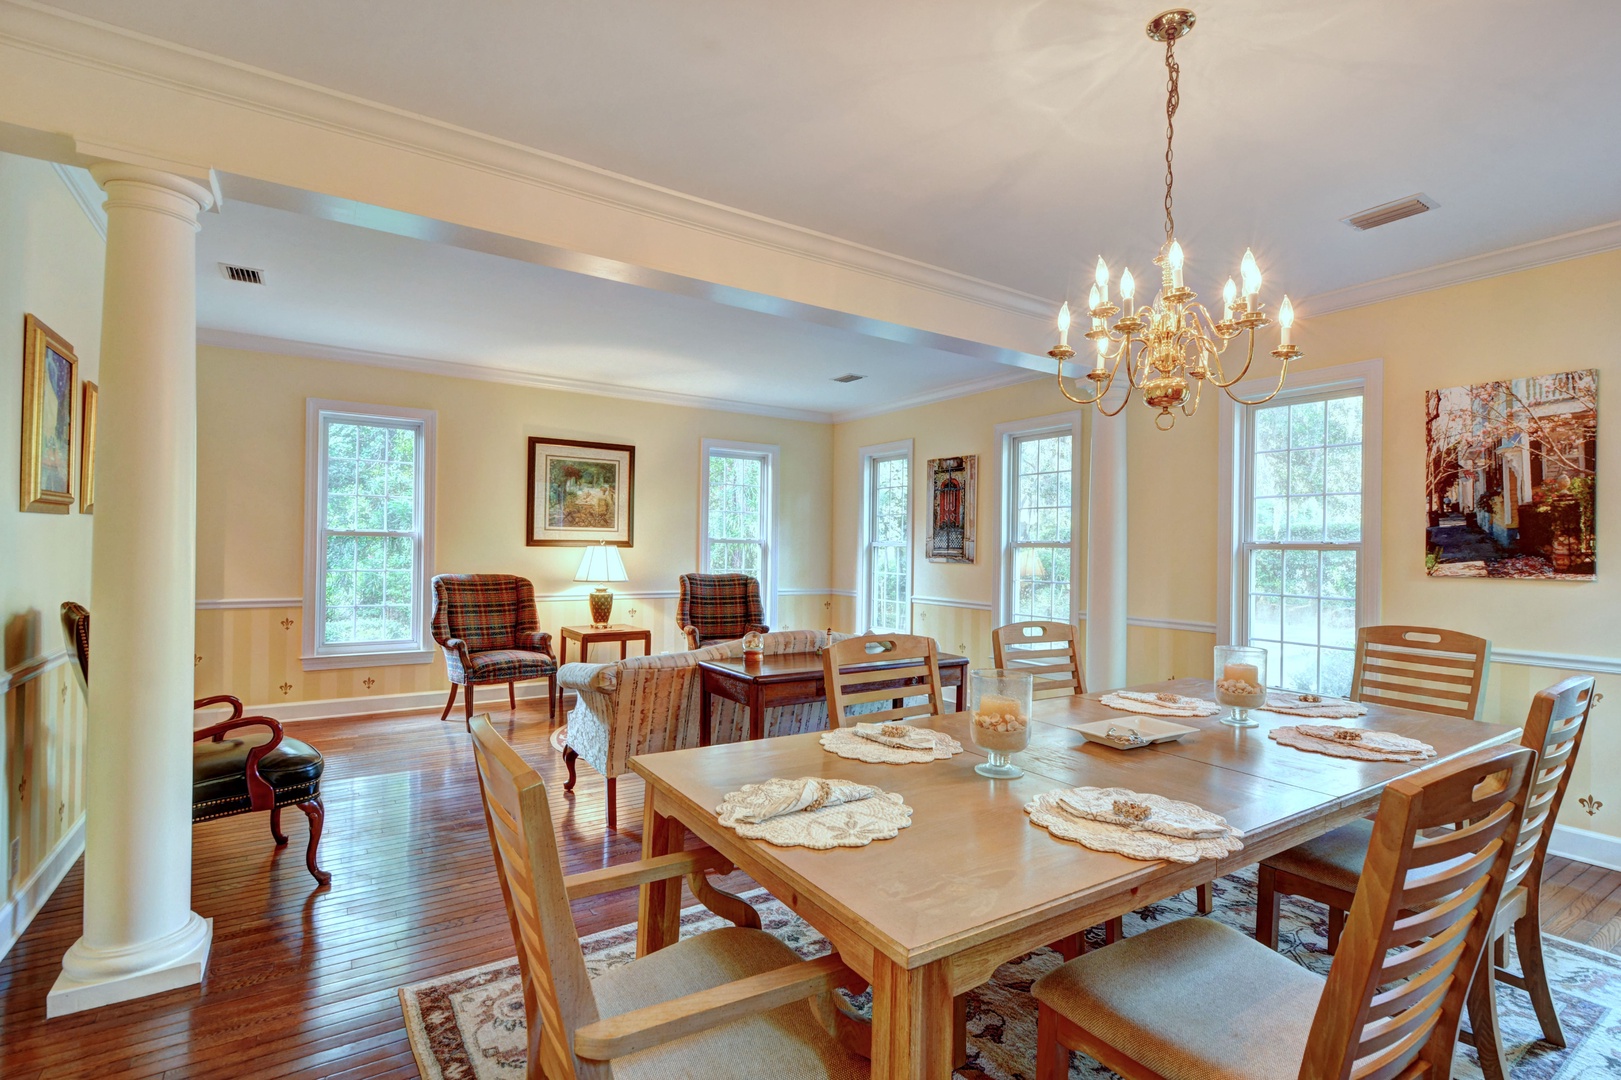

left=193, top=732, right=324, bottom=822
left=592, top=926, right=867, bottom=1080
left=1032, top=916, right=1322, bottom=1080
left=465, top=648, right=557, bottom=683
left=1263, top=818, right=1374, bottom=895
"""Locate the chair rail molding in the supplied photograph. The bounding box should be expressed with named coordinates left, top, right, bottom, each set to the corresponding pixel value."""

left=1490, top=649, right=1621, bottom=677
left=910, top=596, right=994, bottom=612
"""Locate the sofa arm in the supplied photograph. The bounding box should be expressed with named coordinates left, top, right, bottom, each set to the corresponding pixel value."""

left=558, top=661, right=616, bottom=694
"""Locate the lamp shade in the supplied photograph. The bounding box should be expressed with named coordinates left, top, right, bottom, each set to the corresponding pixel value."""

left=574, top=544, right=628, bottom=583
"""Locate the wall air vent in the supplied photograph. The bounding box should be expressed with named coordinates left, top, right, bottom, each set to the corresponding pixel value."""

left=220, top=263, right=265, bottom=285
left=1343, top=194, right=1438, bottom=231
left=832, top=373, right=866, bottom=383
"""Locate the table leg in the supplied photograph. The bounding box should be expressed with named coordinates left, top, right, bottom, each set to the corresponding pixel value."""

left=699, top=679, right=713, bottom=748
left=636, top=792, right=684, bottom=957
left=560, top=637, right=570, bottom=667
left=870, top=955, right=955, bottom=1080
left=621, top=639, right=628, bottom=660
left=749, top=683, right=765, bottom=741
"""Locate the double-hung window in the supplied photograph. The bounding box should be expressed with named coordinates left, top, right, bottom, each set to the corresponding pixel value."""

left=859, top=441, right=912, bottom=633
left=302, top=399, right=436, bottom=669
left=997, top=413, right=1082, bottom=625
left=1223, top=361, right=1382, bottom=697
left=699, top=438, right=778, bottom=623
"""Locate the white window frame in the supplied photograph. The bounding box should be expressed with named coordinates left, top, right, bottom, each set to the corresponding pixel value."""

left=302, top=398, right=437, bottom=670
left=698, top=438, right=780, bottom=626
left=856, top=439, right=913, bottom=634
left=1218, top=358, right=1384, bottom=649
left=993, top=411, right=1084, bottom=627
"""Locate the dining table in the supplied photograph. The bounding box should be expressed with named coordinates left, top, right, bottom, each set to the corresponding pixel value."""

left=629, top=676, right=1520, bottom=1080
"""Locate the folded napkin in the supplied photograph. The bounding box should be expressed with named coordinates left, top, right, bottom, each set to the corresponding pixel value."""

left=1294, top=724, right=1433, bottom=757
left=1264, top=692, right=1369, bottom=719
left=1101, top=690, right=1222, bottom=718
left=717, top=777, right=880, bottom=825
left=852, top=722, right=935, bottom=751
left=1055, top=787, right=1233, bottom=840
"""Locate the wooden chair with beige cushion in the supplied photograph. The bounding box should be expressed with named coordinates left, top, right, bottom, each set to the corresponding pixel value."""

left=992, top=621, right=1085, bottom=697
left=468, top=715, right=870, bottom=1080
left=1032, top=742, right=1535, bottom=1080
left=1256, top=675, right=1596, bottom=1080
left=821, top=633, right=946, bottom=729
left=1350, top=624, right=1492, bottom=720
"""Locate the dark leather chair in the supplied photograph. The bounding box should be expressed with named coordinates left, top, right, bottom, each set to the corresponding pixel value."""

left=676, top=573, right=769, bottom=649
left=61, top=602, right=330, bottom=886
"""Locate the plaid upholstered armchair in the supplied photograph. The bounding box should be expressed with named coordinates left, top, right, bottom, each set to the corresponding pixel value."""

left=677, top=573, right=769, bottom=649
left=431, top=574, right=559, bottom=728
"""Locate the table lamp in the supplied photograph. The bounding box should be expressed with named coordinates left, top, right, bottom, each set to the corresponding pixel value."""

left=574, top=543, right=629, bottom=627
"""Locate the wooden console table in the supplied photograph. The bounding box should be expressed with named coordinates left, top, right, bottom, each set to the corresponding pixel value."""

left=558, top=623, right=653, bottom=666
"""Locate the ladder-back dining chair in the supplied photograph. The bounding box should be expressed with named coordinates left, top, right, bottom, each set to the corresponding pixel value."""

left=1256, top=675, right=1596, bottom=1080
left=1032, top=742, right=1534, bottom=1080
left=991, top=621, right=1085, bottom=697
left=1350, top=624, right=1492, bottom=721
left=467, top=716, right=868, bottom=1080
left=821, top=633, right=946, bottom=729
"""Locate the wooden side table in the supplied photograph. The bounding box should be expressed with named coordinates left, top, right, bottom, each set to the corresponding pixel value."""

left=558, top=624, right=653, bottom=666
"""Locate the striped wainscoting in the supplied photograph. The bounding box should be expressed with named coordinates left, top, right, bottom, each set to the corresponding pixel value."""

left=910, top=598, right=996, bottom=668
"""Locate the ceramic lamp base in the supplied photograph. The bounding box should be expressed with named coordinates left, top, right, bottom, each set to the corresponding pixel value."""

left=588, top=588, right=614, bottom=627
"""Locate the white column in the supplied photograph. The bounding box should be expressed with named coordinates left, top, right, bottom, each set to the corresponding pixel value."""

left=49, top=164, right=214, bottom=1017
left=1085, top=389, right=1128, bottom=692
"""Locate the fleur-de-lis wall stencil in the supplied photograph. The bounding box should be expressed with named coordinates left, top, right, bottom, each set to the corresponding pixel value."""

left=627, top=607, right=639, bottom=619
left=281, top=617, right=294, bottom=630
left=1579, top=794, right=1603, bottom=817
left=823, top=600, right=832, bottom=611
left=362, top=676, right=376, bottom=690
left=279, top=681, right=293, bottom=696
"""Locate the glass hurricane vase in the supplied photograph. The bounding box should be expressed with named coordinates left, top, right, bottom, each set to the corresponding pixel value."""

left=1213, top=645, right=1268, bottom=728
left=968, top=669, right=1034, bottom=778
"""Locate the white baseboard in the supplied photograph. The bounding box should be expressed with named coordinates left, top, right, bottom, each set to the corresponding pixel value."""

left=1548, top=823, right=1621, bottom=872
left=1, top=816, right=86, bottom=961
left=212, top=682, right=568, bottom=724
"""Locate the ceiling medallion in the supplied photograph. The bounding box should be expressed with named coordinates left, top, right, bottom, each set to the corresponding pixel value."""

left=1050, top=8, right=1301, bottom=429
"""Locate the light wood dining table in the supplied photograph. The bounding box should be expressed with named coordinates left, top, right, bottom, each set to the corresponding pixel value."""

left=629, top=677, right=1520, bottom=1080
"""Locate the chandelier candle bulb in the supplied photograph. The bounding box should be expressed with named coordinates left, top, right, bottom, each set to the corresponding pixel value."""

left=1222, top=277, right=1238, bottom=320
left=1168, top=241, right=1185, bottom=288
left=1094, top=257, right=1110, bottom=304
left=1120, top=267, right=1135, bottom=303
left=1094, top=337, right=1107, bottom=373
left=1240, top=248, right=1262, bottom=308
left=1278, top=295, right=1294, bottom=346
left=1057, top=301, right=1071, bottom=347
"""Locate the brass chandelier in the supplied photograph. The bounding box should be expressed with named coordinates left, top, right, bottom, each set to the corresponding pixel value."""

left=1050, top=8, right=1301, bottom=429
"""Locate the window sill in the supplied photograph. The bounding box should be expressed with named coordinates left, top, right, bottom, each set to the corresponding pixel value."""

left=301, top=648, right=435, bottom=672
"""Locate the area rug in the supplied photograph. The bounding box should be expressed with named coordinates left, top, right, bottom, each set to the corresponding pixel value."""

left=400, top=868, right=1621, bottom=1079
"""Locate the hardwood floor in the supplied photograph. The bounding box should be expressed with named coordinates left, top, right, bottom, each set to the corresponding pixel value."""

left=1, top=701, right=1618, bottom=1078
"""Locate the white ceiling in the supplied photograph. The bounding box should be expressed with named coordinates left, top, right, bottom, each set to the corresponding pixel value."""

left=191, top=198, right=1029, bottom=421
left=44, top=0, right=1621, bottom=302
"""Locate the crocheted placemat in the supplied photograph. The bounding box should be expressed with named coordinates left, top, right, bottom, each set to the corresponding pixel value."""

left=1099, top=691, right=1222, bottom=718
left=1026, top=786, right=1244, bottom=864
left=1262, top=692, right=1369, bottom=719
left=819, top=726, right=964, bottom=764
left=1269, top=724, right=1437, bottom=762
left=716, top=778, right=913, bottom=849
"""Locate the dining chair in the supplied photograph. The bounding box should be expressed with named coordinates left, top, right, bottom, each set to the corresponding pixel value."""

left=991, top=621, right=1085, bottom=697
left=821, top=633, right=946, bottom=728
left=467, top=716, right=870, bottom=1080
left=1350, top=624, right=1492, bottom=721
left=1033, top=742, right=1535, bottom=1080
left=1256, top=675, right=1596, bottom=1080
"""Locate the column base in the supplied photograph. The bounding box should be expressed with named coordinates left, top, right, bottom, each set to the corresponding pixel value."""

left=46, top=913, right=213, bottom=1017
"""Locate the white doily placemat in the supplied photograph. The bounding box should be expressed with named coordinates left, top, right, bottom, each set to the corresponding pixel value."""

left=1269, top=724, right=1437, bottom=762
left=1026, top=786, right=1244, bottom=863
left=1099, top=691, right=1222, bottom=718
left=819, top=726, right=963, bottom=764
left=1263, top=692, right=1369, bottom=719
left=716, top=778, right=913, bottom=849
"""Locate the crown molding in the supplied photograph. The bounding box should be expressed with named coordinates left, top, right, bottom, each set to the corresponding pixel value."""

left=0, top=1, right=1053, bottom=325
left=49, top=160, right=104, bottom=239
left=196, top=329, right=835, bottom=423
left=830, top=367, right=1046, bottom=424
left=1300, top=218, right=1621, bottom=317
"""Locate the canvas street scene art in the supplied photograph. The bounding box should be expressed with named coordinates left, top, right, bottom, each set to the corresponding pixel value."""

left=1425, top=369, right=1597, bottom=579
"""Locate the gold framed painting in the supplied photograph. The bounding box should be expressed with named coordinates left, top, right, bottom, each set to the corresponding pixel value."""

left=80, top=380, right=98, bottom=514
left=19, top=314, right=77, bottom=514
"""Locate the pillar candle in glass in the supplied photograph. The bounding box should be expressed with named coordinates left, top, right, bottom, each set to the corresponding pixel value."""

left=1213, top=645, right=1268, bottom=728
left=968, top=669, right=1033, bottom=778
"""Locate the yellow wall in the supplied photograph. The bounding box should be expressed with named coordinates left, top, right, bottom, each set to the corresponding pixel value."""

left=193, top=345, right=839, bottom=708
left=0, top=152, right=100, bottom=926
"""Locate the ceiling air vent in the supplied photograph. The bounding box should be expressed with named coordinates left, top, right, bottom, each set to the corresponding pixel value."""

left=1343, top=194, right=1438, bottom=231
left=220, top=263, right=265, bottom=285
left=832, top=373, right=866, bottom=383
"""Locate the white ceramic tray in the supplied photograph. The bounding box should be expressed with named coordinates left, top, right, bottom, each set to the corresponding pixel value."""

left=1075, top=716, right=1198, bottom=749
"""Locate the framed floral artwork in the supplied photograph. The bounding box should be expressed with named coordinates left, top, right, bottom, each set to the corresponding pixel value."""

left=19, top=314, right=77, bottom=514
left=526, top=437, right=635, bottom=546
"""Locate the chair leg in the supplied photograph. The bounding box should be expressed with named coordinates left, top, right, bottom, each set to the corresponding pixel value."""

left=1467, top=941, right=1510, bottom=1080
left=1327, top=906, right=1346, bottom=954
left=508, top=681, right=517, bottom=710
left=1256, top=863, right=1281, bottom=949
left=296, top=798, right=332, bottom=886
left=1036, top=1003, right=1071, bottom=1080
left=464, top=680, right=475, bottom=730
left=1103, top=917, right=1123, bottom=944
left=270, top=805, right=288, bottom=846
left=562, top=746, right=578, bottom=791
left=607, top=777, right=617, bottom=831
left=548, top=676, right=558, bottom=719
left=1196, top=881, right=1214, bottom=914
left=439, top=684, right=458, bottom=722
left=1050, top=932, right=1085, bottom=960
left=1514, top=911, right=1567, bottom=1047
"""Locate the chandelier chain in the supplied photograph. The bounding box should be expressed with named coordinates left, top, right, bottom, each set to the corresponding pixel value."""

left=1163, top=31, right=1180, bottom=243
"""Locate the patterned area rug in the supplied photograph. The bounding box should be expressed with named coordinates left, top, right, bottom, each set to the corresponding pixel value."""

left=399, top=868, right=1621, bottom=1079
